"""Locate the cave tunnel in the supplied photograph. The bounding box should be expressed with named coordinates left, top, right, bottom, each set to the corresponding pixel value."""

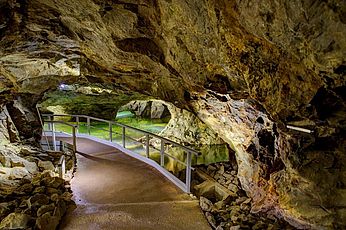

left=0, top=0, right=345, bottom=230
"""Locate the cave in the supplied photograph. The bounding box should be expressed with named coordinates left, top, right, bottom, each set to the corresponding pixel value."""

left=0, top=0, right=345, bottom=230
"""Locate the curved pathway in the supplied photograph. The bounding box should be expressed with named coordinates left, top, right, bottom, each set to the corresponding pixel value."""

left=58, top=137, right=210, bottom=230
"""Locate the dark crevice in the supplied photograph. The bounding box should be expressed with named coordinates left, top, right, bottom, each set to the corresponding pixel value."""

left=208, top=91, right=228, bottom=102
left=165, top=63, right=182, bottom=77
left=205, top=74, right=233, bottom=94
left=123, top=3, right=139, bottom=14
left=334, top=86, right=346, bottom=100
left=17, top=0, right=28, bottom=30
left=0, top=2, right=12, bottom=38
left=334, top=64, right=346, bottom=74
left=256, top=117, right=264, bottom=124
left=309, top=87, right=344, bottom=120
left=251, top=129, right=285, bottom=179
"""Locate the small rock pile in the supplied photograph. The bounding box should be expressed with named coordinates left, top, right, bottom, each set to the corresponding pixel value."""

left=0, top=171, right=76, bottom=229
left=193, top=162, right=295, bottom=230
left=0, top=144, right=76, bottom=230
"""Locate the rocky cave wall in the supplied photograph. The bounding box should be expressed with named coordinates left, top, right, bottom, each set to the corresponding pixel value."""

left=40, top=84, right=145, bottom=120
left=0, top=0, right=345, bottom=229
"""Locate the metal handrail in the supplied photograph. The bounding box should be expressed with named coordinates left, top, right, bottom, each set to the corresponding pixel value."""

left=41, top=113, right=198, bottom=193
left=42, top=120, right=77, bottom=179
left=43, top=120, right=77, bottom=154
left=42, top=114, right=200, bottom=156
left=58, top=155, right=66, bottom=178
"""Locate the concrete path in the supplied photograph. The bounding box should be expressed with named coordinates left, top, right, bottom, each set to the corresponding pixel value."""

left=57, top=137, right=210, bottom=230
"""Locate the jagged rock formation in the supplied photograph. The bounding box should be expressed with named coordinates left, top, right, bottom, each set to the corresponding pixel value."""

left=121, top=100, right=171, bottom=119
left=0, top=0, right=345, bottom=229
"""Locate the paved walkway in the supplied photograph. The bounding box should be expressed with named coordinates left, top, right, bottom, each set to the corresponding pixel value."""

left=57, top=137, right=210, bottom=230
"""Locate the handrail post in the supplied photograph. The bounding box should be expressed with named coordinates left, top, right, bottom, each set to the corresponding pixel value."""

left=109, top=122, right=113, bottom=142
left=76, top=116, right=79, bottom=133
left=185, top=151, right=192, bottom=193
left=146, top=134, right=150, bottom=158
left=58, top=156, right=65, bottom=178
left=122, top=127, right=126, bottom=147
left=72, top=126, right=77, bottom=153
left=160, top=140, right=165, bottom=166
left=48, top=115, right=52, bottom=131
left=87, top=117, right=90, bottom=135
left=61, top=141, right=65, bottom=152
left=52, top=122, right=57, bottom=151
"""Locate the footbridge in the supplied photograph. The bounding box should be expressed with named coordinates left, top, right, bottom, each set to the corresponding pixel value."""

left=41, top=114, right=199, bottom=193
left=40, top=114, right=210, bottom=230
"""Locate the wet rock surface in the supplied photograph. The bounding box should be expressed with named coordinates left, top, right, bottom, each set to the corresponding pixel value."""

left=193, top=162, right=295, bottom=230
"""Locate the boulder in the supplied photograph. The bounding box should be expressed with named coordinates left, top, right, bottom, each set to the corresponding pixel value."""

left=10, top=160, right=25, bottom=167
left=0, top=213, right=31, bottom=229
left=46, top=187, right=61, bottom=195
left=53, top=199, right=66, bottom=219
left=0, top=203, right=11, bottom=220
left=35, top=212, right=59, bottom=230
left=150, top=100, right=170, bottom=119
left=50, top=193, right=59, bottom=202
left=7, top=167, right=30, bottom=180
left=205, top=212, right=217, bottom=229
left=37, top=204, right=55, bottom=217
left=41, top=177, right=64, bottom=189
left=121, top=100, right=171, bottom=119
left=33, top=186, right=45, bottom=194
left=0, top=178, right=19, bottom=196
left=16, top=183, right=33, bottom=194
left=60, top=191, right=73, bottom=201
left=27, top=194, right=50, bottom=208
left=200, top=196, right=213, bottom=212
left=38, top=161, right=55, bottom=171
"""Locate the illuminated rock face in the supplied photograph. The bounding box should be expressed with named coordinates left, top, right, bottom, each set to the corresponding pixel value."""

left=0, top=0, right=345, bottom=228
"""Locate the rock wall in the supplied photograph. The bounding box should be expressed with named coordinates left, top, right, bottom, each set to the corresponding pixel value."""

left=40, top=85, right=144, bottom=120
left=121, top=100, right=171, bottom=119
left=0, top=0, right=345, bottom=228
left=0, top=101, right=75, bottom=229
left=193, top=162, right=294, bottom=229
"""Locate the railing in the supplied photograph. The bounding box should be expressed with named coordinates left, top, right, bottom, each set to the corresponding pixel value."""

left=42, top=120, right=77, bottom=179
left=58, top=155, right=66, bottom=178
left=41, top=114, right=200, bottom=193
